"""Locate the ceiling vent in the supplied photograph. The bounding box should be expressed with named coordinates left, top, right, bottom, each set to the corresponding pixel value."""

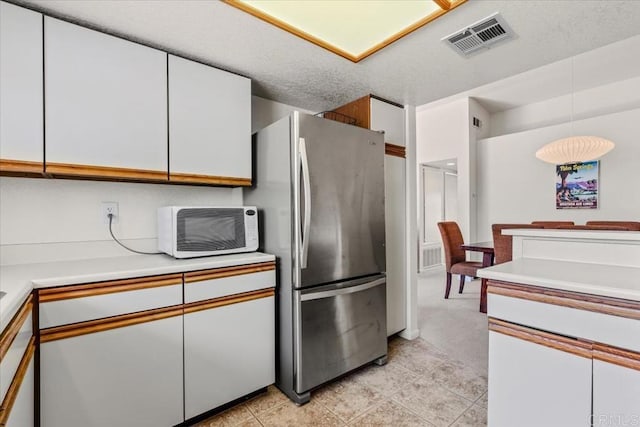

left=442, top=12, right=514, bottom=57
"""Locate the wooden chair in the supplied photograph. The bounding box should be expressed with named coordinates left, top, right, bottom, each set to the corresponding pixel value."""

left=531, top=221, right=575, bottom=228
left=585, top=221, right=640, bottom=231
left=492, top=224, right=544, bottom=265
left=437, top=222, right=482, bottom=299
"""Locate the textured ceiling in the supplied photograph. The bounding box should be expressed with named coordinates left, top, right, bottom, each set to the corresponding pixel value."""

left=14, top=0, right=640, bottom=112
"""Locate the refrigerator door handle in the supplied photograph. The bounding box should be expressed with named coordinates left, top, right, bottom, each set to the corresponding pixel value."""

left=300, top=137, right=311, bottom=269
left=300, top=277, right=385, bottom=301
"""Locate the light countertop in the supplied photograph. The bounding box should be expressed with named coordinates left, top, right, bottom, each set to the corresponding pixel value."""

left=477, top=257, right=640, bottom=302
left=0, top=252, right=275, bottom=331
left=502, top=228, right=640, bottom=241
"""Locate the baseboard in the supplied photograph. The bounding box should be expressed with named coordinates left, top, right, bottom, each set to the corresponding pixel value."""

left=399, top=328, right=420, bottom=340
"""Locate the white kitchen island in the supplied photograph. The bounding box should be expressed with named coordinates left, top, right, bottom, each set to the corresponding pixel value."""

left=477, top=229, right=640, bottom=427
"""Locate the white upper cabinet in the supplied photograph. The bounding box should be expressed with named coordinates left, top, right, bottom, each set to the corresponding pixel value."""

left=168, top=55, right=251, bottom=185
left=0, top=2, right=43, bottom=171
left=44, top=17, right=167, bottom=179
left=370, top=98, right=405, bottom=146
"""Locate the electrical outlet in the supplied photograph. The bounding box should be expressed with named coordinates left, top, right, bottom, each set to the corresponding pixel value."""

left=101, top=202, right=119, bottom=224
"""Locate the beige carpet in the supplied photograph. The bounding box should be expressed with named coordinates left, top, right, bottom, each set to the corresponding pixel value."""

left=417, top=267, right=489, bottom=377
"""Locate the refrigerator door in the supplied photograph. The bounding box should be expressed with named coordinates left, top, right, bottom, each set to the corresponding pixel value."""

left=297, top=113, right=386, bottom=288
left=295, top=274, right=387, bottom=394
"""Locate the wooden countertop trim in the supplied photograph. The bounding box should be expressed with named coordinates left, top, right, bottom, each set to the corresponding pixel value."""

left=385, top=143, right=406, bottom=158
left=184, top=261, right=276, bottom=284
left=38, top=274, right=183, bottom=303
left=45, top=162, right=168, bottom=182
left=0, top=159, right=44, bottom=176
left=183, top=288, right=275, bottom=315
left=432, top=0, right=452, bottom=10
left=593, top=343, right=640, bottom=371
left=487, top=280, right=640, bottom=320
left=0, top=295, right=33, bottom=362
left=0, top=337, right=35, bottom=425
left=489, top=317, right=592, bottom=359
left=169, top=172, right=251, bottom=187
left=40, top=304, right=184, bottom=343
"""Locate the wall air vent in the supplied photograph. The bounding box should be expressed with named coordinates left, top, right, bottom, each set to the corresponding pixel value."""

left=442, top=12, right=514, bottom=57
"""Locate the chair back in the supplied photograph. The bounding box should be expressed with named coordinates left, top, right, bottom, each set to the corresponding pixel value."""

left=437, top=222, right=465, bottom=272
left=585, top=221, right=640, bottom=231
left=492, top=224, right=544, bottom=265
left=531, top=221, right=575, bottom=228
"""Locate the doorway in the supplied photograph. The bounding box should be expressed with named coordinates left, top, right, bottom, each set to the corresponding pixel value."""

left=419, top=161, right=458, bottom=272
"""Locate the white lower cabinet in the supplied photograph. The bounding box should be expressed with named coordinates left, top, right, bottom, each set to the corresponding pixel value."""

left=487, top=282, right=640, bottom=427
left=40, top=315, right=184, bottom=427
left=593, top=358, right=640, bottom=426
left=184, top=295, right=275, bottom=419
left=488, top=330, right=592, bottom=427
left=5, top=358, right=34, bottom=427
left=37, top=261, right=276, bottom=426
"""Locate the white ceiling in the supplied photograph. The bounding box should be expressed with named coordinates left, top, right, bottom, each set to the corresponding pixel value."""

left=15, top=0, right=640, bottom=112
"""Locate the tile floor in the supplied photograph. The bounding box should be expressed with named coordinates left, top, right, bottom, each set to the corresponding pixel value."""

left=196, top=338, right=487, bottom=427
left=196, top=267, right=489, bottom=427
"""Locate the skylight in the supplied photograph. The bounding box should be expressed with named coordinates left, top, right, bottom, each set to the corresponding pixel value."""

left=224, top=0, right=468, bottom=62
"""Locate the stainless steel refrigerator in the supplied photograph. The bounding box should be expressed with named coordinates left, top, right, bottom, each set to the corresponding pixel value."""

left=245, top=111, right=387, bottom=404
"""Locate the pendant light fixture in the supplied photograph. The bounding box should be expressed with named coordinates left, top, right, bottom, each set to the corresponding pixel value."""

left=535, top=57, right=614, bottom=164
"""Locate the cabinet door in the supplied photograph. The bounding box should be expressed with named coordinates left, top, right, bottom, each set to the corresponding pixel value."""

left=370, top=98, right=404, bottom=146
left=44, top=17, right=167, bottom=181
left=184, top=294, right=275, bottom=419
left=5, top=356, right=34, bottom=427
left=168, top=55, right=251, bottom=186
left=40, top=315, right=183, bottom=427
left=593, top=349, right=640, bottom=426
left=488, top=327, right=592, bottom=427
left=385, top=155, right=406, bottom=336
left=0, top=2, right=43, bottom=174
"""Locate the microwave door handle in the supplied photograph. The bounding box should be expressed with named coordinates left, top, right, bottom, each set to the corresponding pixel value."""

left=300, top=137, right=311, bottom=269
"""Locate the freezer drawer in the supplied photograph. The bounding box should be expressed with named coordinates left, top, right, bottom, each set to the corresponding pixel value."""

left=295, top=275, right=387, bottom=393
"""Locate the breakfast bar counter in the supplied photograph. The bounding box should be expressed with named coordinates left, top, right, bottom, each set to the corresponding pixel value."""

left=476, top=228, right=640, bottom=427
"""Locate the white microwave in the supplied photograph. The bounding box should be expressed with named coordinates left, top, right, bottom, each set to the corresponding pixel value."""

left=157, top=206, right=259, bottom=258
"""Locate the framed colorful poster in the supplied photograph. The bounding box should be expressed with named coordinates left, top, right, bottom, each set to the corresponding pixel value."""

left=556, top=161, right=599, bottom=209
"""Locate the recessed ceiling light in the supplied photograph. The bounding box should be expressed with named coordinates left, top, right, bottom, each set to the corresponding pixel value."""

left=224, top=0, right=468, bottom=63
left=446, top=162, right=455, bottom=166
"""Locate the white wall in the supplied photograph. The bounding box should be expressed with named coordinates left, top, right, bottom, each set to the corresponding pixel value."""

left=0, top=96, right=307, bottom=264
left=251, top=95, right=313, bottom=133
left=476, top=108, right=640, bottom=241
left=416, top=98, right=475, bottom=243
left=416, top=97, right=488, bottom=245
left=491, top=76, right=640, bottom=137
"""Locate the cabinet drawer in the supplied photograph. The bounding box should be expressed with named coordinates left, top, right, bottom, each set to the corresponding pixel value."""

left=488, top=282, right=640, bottom=352
left=0, top=296, right=33, bottom=403
left=39, top=274, right=182, bottom=329
left=184, top=262, right=276, bottom=303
